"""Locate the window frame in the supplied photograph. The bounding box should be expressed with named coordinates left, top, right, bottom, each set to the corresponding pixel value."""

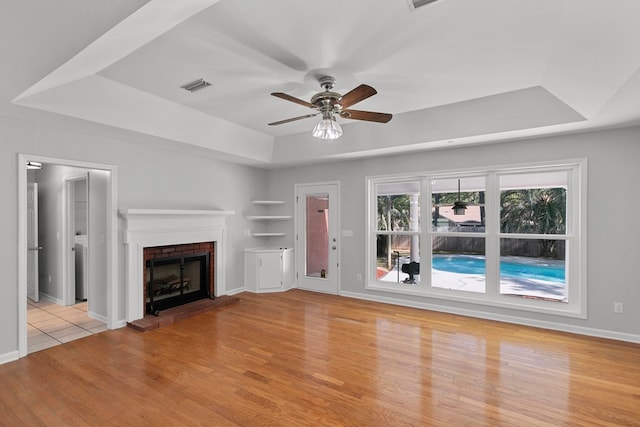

left=372, top=177, right=423, bottom=285
left=366, top=159, right=587, bottom=318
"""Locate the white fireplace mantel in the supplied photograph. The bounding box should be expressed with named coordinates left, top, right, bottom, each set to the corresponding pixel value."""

left=120, top=209, right=234, bottom=322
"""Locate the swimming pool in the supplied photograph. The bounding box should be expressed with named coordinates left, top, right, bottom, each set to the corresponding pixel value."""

left=432, top=254, right=565, bottom=283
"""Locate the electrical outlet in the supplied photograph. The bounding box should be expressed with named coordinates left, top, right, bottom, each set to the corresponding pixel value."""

left=356, top=273, right=362, bottom=282
left=614, top=302, right=623, bottom=314
left=48, top=274, right=52, bottom=283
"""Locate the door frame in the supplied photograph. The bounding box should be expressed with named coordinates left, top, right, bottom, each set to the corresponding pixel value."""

left=17, top=154, right=118, bottom=358
left=294, top=181, right=341, bottom=295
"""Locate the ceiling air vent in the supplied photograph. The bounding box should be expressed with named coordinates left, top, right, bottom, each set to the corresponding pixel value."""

left=180, top=78, right=211, bottom=93
left=407, top=0, right=440, bottom=11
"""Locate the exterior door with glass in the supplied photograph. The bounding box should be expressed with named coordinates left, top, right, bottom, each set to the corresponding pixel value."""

left=295, top=183, right=339, bottom=294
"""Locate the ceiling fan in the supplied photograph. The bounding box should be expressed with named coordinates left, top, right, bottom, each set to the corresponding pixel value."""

left=268, top=76, right=392, bottom=140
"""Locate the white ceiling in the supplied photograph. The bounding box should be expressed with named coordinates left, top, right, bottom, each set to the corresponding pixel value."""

left=7, top=0, right=640, bottom=167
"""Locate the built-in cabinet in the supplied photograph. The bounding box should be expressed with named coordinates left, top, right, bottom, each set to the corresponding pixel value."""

left=244, top=247, right=294, bottom=292
left=246, top=200, right=291, bottom=237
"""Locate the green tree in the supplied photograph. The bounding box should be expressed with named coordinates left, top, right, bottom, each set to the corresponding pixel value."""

left=377, top=194, right=411, bottom=231
left=433, top=191, right=480, bottom=206
left=377, top=194, right=413, bottom=269
left=500, top=188, right=566, bottom=257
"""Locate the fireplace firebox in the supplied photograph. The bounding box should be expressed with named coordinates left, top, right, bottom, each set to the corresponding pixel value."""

left=145, top=252, right=210, bottom=314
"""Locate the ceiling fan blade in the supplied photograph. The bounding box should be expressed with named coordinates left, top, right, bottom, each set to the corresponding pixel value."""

left=271, top=92, right=315, bottom=109
left=339, top=84, right=377, bottom=109
left=268, top=113, right=318, bottom=126
left=340, top=109, right=392, bottom=123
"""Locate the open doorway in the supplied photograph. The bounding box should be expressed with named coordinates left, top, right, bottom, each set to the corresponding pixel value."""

left=66, top=174, right=89, bottom=304
left=18, top=155, right=118, bottom=357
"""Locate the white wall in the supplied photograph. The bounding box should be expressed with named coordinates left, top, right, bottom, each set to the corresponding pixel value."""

left=3, top=106, right=639, bottom=362
left=88, top=169, right=108, bottom=319
left=0, top=112, right=270, bottom=362
left=35, top=164, right=66, bottom=301
left=74, top=177, right=87, bottom=236
left=266, top=126, right=640, bottom=341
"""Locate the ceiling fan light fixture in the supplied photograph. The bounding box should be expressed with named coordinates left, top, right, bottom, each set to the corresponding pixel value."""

left=270, top=76, right=391, bottom=139
left=312, top=113, right=342, bottom=140
left=452, top=200, right=467, bottom=215
left=453, top=178, right=467, bottom=215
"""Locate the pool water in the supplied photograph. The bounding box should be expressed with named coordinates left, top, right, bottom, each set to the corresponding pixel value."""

left=432, top=255, right=565, bottom=283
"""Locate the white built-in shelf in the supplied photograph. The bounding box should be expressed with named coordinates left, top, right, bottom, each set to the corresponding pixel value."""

left=246, top=200, right=290, bottom=238
left=251, top=200, right=285, bottom=205
left=246, top=215, right=292, bottom=221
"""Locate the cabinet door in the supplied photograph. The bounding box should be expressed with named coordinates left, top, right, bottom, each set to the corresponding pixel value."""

left=258, top=252, right=283, bottom=289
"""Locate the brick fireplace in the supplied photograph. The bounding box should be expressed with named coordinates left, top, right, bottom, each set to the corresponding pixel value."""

left=120, top=209, right=234, bottom=322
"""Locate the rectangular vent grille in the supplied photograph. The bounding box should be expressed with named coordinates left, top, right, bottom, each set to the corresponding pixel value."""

left=180, top=78, right=211, bottom=93
left=407, top=0, right=440, bottom=11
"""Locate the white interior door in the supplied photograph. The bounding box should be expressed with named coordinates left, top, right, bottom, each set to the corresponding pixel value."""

left=295, top=183, right=339, bottom=294
left=27, top=182, right=39, bottom=302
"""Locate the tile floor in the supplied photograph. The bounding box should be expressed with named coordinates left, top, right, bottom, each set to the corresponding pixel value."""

left=27, top=299, right=107, bottom=354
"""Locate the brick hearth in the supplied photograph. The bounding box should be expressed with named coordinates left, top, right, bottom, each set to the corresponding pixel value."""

left=127, top=295, right=239, bottom=332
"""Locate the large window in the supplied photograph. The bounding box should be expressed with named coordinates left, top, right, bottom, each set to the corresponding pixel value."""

left=375, top=180, right=421, bottom=285
left=431, top=176, right=486, bottom=294
left=499, top=171, right=568, bottom=302
left=367, top=161, right=586, bottom=317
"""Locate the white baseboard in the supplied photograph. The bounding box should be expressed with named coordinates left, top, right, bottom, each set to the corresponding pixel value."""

left=88, top=311, right=107, bottom=324
left=0, top=351, right=19, bottom=365
left=244, top=287, right=292, bottom=294
left=112, top=319, right=128, bottom=329
left=340, top=290, right=640, bottom=344
left=38, top=293, right=64, bottom=305
left=224, top=287, right=246, bottom=296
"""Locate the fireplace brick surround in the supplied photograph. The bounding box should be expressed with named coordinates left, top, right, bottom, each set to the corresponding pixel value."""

left=121, top=209, right=234, bottom=322
left=143, top=242, right=215, bottom=302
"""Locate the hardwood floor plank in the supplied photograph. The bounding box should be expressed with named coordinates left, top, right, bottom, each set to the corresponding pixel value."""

left=1, top=289, right=640, bottom=426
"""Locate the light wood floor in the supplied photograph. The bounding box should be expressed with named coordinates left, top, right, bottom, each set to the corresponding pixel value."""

left=2, top=290, right=639, bottom=426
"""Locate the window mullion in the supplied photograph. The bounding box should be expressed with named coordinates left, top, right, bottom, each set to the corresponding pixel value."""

left=422, top=176, right=432, bottom=288
left=484, top=173, right=500, bottom=298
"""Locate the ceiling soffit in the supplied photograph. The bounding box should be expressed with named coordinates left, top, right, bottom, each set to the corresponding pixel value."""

left=10, top=0, right=640, bottom=166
